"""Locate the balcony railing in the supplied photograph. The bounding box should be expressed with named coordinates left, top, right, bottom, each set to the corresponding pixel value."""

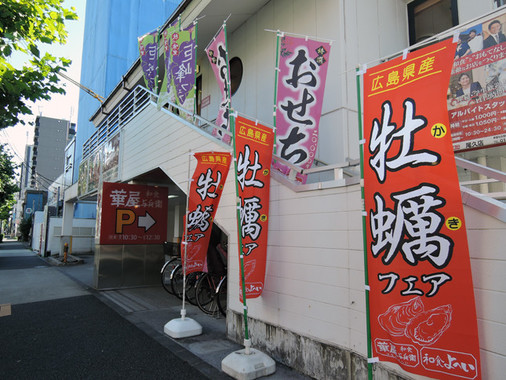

left=81, top=85, right=505, bottom=221
left=82, top=85, right=150, bottom=159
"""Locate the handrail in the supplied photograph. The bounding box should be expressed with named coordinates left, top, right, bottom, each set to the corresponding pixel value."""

left=83, top=84, right=363, bottom=189
left=455, top=156, right=506, bottom=223
left=455, top=156, right=506, bottom=184
left=82, top=86, right=151, bottom=159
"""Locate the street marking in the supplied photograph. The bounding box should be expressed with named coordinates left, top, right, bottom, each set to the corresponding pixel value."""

left=0, top=304, right=12, bottom=317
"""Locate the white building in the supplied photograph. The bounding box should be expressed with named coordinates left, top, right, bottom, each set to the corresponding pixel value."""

left=64, top=1, right=506, bottom=378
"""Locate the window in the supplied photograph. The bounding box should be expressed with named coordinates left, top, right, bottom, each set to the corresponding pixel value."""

left=408, top=0, right=458, bottom=45
left=495, top=0, right=506, bottom=8
left=196, top=74, right=202, bottom=115
left=229, top=57, right=243, bottom=96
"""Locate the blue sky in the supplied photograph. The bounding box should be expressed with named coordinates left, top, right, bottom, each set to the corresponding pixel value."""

left=0, top=0, right=87, bottom=164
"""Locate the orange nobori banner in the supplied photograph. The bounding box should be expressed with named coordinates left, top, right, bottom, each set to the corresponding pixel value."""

left=233, top=115, right=274, bottom=300
left=362, top=39, right=482, bottom=379
left=182, top=151, right=231, bottom=274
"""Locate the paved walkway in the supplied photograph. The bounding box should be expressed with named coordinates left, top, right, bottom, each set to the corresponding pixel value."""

left=0, top=240, right=309, bottom=379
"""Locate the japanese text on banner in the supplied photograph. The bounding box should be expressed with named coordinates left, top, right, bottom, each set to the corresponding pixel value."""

left=234, top=116, right=274, bottom=299
left=183, top=152, right=231, bottom=274
left=362, top=39, right=481, bottom=380
left=273, top=35, right=331, bottom=183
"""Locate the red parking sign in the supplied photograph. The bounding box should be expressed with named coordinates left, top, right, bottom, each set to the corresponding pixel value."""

left=98, top=182, right=168, bottom=245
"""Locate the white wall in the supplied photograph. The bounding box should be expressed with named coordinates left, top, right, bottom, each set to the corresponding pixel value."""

left=31, top=211, right=45, bottom=252
left=47, top=217, right=96, bottom=254
left=111, top=0, right=506, bottom=378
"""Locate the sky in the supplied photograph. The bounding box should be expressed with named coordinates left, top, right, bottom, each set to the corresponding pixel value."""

left=0, top=0, right=87, bottom=166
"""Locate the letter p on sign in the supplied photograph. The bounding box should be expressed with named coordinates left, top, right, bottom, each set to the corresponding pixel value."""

left=116, top=209, right=135, bottom=233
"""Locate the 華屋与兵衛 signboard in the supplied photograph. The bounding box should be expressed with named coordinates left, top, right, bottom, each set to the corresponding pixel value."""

left=99, top=182, right=168, bottom=245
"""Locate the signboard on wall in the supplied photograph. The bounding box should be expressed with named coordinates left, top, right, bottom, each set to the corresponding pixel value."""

left=98, top=182, right=168, bottom=245
left=78, top=134, right=120, bottom=197
left=449, top=9, right=506, bottom=151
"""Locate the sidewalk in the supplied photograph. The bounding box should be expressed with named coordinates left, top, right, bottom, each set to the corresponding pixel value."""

left=1, top=240, right=310, bottom=379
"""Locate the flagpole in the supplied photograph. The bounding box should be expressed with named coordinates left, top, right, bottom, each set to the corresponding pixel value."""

left=163, top=150, right=202, bottom=338
left=230, top=112, right=251, bottom=348
left=180, top=149, right=191, bottom=319
left=192, top=20, right=198, bottom=121
left=155, top=28, right=160, bottom=94
left=224, top=21, right=232, bottom=144
left=356, top=66, right=374, bottom=380
left=272, top=31, right=281, bottom=156
left=264, top=28, right=335, bottom=44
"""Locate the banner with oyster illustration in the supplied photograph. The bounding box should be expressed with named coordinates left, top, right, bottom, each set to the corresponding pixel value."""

left=361, top=39, right=481, bottom=379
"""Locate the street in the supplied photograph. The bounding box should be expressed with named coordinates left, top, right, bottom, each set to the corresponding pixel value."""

left=0, top=240, right=221, bottom=379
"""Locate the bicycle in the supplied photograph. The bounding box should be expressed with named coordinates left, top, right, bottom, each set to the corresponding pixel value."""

left=195, top=272, right=227, bottom=317
left=160, top=241, right=180, bottom=295
left=169, top=264, right=202, bottom=305
left=195, top=240, right=228, bottom=317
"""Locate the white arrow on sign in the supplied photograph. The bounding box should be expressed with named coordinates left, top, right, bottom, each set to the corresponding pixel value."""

left=138, top=211, right=156, bottom=232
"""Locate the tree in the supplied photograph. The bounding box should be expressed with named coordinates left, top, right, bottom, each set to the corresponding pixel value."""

left=0, top=144, right=19, bottom=220
left=0, top=0, right=78, bottom=129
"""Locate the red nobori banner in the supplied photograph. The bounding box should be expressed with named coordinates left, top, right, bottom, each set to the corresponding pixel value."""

left=362, top=39, right=481, bottom=379
left=99, top=182, right=168, bottom=245
left=234, top=115, right=274, bottom=299
left=273, top=35, right=331, bottom=183
left=182, top=152, right=231, bottom=274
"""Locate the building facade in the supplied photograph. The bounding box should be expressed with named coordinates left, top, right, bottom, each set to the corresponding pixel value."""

left=65, top=0, right=506, bottom=379
left=31, top=116, right=75, bottom=190
left=73, top=0, right=182, bottom=184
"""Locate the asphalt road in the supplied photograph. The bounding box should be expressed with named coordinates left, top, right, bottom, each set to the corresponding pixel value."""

left=0, top=241, right=215, bottom=380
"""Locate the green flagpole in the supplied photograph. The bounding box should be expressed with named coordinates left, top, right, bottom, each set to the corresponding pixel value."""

left=272, top=32, right=281, bottom=155
left=224, top=22, right=232, bottom=142
left=193, top=20, right=198, bottom=120
left=230, top=113, right=250, bottom=344
left=356, top=66, right=374, bottom=380
left=155, top=28, right=159, bottom=94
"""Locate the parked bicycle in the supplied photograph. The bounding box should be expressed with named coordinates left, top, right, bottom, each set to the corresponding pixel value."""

left=195, top=271, right=227, bottom=316
left=160, top=241, right=181, bottom=295
left=160, top=228, right=228, bottom=317
left=195, top=234, right=228, bottom=317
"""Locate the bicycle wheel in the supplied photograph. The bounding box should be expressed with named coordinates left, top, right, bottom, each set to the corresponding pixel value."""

left=160, top=257, right=180, bottom=294
left=185, top=271, right=202, bottom=306
left=196, top=273, right=220, bottom=315
left=170, top=264, right=184, bottom=299
left=216, top=275, right=227, bottom=317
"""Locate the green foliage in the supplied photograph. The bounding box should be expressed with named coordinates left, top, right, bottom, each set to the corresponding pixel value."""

left=0, top=144, right=19, bottom=220
left=19, top=215, right=32, bottom=242
left=0, top=0, right=78, bottom=129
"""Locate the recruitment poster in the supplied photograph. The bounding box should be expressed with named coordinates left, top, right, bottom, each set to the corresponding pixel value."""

left=182, top=152, right=231, bottom=274
left=233, top=115, right=274, bottom=299
left=449, top=10, right=506, bottom=151
left=362, top=39, right=481, bottom=379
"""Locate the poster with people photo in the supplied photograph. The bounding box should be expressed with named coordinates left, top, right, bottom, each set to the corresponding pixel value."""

left=448, top=11, right=506, bottom=152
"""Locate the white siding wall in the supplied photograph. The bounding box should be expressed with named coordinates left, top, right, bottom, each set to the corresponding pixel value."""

left=112, top=0, right=505, bottom=378
left=465, top=206, right=506, bottom=380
